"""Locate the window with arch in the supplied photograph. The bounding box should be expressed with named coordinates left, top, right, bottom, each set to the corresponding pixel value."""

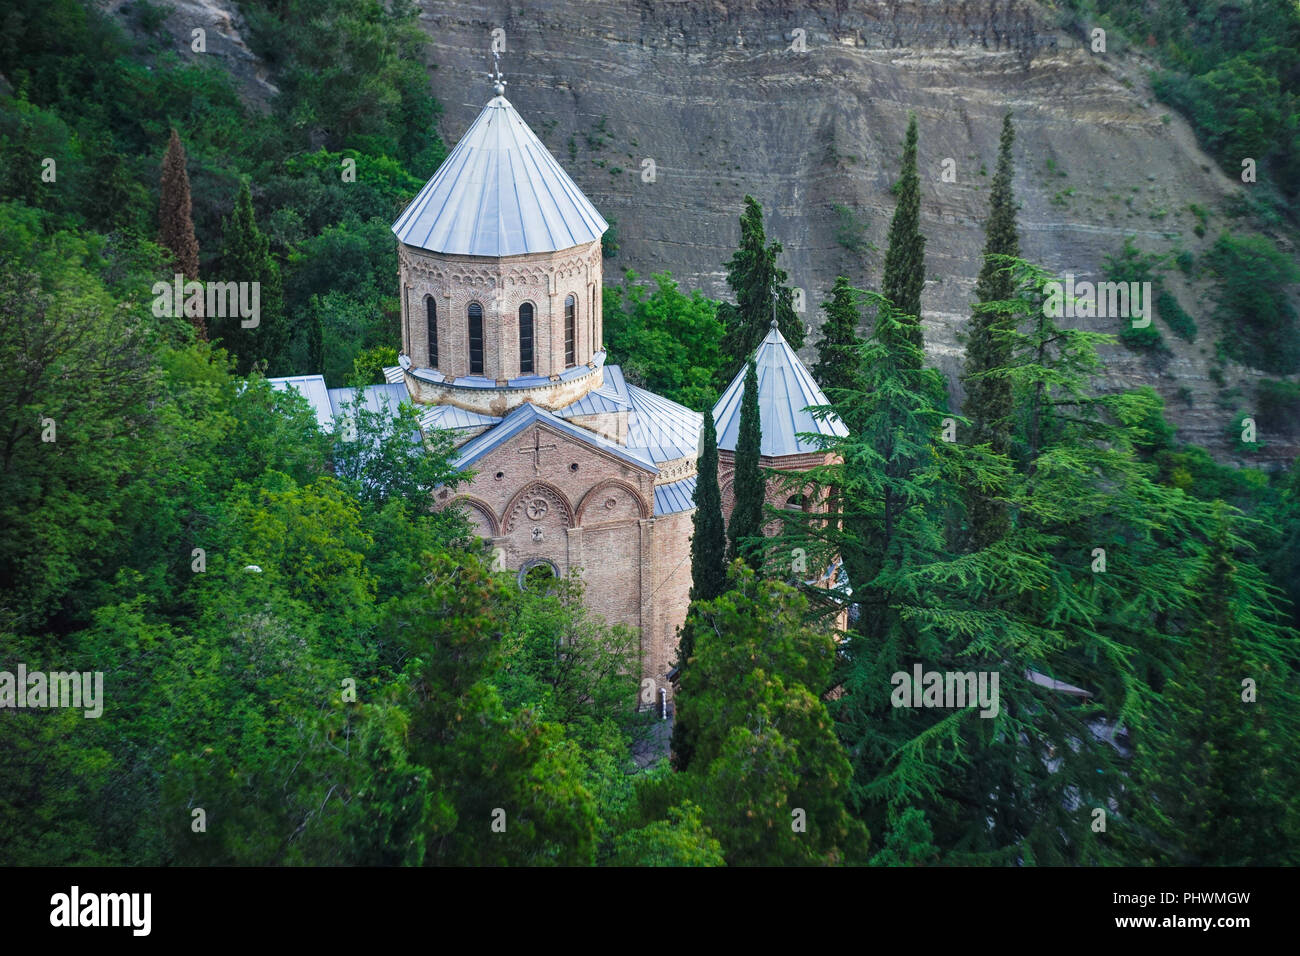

left=468, top=301, right=484, bottom=375
left=564, top=294, right=576, bottom=367
left=785, top=494, right=808, bottom=511
left=425, top=295, right=437, bottom=368
left=518, top=303, right=534, bottom=374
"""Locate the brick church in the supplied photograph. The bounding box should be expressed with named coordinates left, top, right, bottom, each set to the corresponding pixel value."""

left=271, top=77, right=845, bottom=701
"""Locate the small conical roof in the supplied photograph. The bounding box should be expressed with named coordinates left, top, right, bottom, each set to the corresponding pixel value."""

left=713, top=324, right=848, bottom=456
left=392, top=95, right=608, bottom=257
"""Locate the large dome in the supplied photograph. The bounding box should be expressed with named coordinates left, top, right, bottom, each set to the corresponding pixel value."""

left=392, top=94, right=608, bottom=258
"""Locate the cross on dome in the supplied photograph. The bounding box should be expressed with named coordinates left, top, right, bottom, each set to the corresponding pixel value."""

left=488, top=49, right=507, bottom=97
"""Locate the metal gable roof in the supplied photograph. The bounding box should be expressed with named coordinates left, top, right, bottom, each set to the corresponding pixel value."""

left=452, top=402, right=657, bottom=474
left=712, top=323, right=848, bottom=456
left=653, top=474, right=698, bottom=516
left=626, top=382, right=703, bottom=463
left=392, top=95, right=608, bottom=257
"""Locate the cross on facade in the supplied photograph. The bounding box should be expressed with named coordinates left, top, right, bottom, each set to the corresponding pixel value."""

left=518, top=429, right=557, bottom=475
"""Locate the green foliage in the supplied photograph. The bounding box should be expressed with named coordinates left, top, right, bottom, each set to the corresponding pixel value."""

left=1068, top=0, right=1300, bottom=203
left=716, top=196, right=804, bottom=388
left=672, top=410, right=727, bottom=770
left=1126, top=507, right=1299, bottom=865
left=389, top=551, right=599, bottom=865
left=961, top=114, right=1020, bottom=548
left=0, top=0, right=439, bottom=385
left=213, top=182, right=288, bottom=374
left=1155, top=288, right=1197, bottom=341
left=727, top=361, right=765, bottom=570
left=242, top=0, right=445, bottom=169
left=674, top=563, right=868, bottom=865
left=608, top=802, right=726, bottom=866
left=832, top=203, right=872, bottom=255
left=328, top=389, right=461, bottom=509
left=880, top=114, right=926, bottom=358
left=812, top=275, right=865, bottom=411
left=602, top=270, right=723, bottom=410
left=1206, top=232, right=1300, bottom=373
left=1256, top=378, right=1300, bottom=431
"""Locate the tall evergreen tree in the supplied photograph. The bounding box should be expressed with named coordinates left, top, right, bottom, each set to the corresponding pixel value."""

left=960, top=114, right=1019, bottom=549
left=670, top=408, right=727, bottom=770
left=717, top=196, right=803, bottom=388
left=688, top=411, right=727, bottom=606
left=213, top=182, right=288, bottom=375
left=727, top=359, right=765, bottom=571
left=879, top=114, right=926, bottom=362
left=158, top=127, right=203, bottom=339
left=1127, top=505, right=1297, bottom=865
left=812, top=276, right=864, bottom=411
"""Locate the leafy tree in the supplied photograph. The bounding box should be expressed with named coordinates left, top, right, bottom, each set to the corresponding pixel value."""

left=0, top=225, right=165, bottom=633
left=1206, top=232, right=1300, bottom=373
left=388, top=551, right=599, bottom=865
left=716, top=196, right=803, bottom=388
left=726, top=360, right=765, bottom=570
left=674, top=562, right=868, bottom=865
left=608, top=801, right=725, bottom=866
left=603, top=270, right=723, bottom=409
left=328, top=388, right=461, bottom=510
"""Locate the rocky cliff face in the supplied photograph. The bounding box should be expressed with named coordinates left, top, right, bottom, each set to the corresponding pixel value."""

left=416, top=0, right=1297, bottom=461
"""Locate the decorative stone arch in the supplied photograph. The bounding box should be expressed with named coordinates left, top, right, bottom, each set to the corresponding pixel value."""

left=448, top=495, right=499, bottom=537
left=576, top=478, right=650, bottom=524
left=517, top=557, right=561, bottom=593
left=502, top=480, right=574, bottom=533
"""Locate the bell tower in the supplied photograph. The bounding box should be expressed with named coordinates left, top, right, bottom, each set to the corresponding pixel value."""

left=391, top=58, right=609, bottom=418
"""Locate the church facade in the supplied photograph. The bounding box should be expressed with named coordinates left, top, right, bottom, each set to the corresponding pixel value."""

left=388, top=85, right=702, bottom=693
left=271, top=80, right=845, bottom=703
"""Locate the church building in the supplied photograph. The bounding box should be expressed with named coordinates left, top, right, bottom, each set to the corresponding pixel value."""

left=270, top=74, right=845, bottom=703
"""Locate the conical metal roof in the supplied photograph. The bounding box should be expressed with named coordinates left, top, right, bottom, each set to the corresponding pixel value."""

left=392, top=95, right=608, bottom=257
left=713, top=323, right=848, bottom=456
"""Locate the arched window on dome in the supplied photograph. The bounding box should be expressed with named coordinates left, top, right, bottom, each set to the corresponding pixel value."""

left=468, top=302, right=484, bottom=375
left=425, top=295, right=437, bottom=369
left=564, top=294, right=576, bottom=368
left=518, top=303, right=535, bottom=375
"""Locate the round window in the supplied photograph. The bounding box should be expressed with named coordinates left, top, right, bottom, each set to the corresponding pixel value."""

left=517, top=559, right=560, bottom=593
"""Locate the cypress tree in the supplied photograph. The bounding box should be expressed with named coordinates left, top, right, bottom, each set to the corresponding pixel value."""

left=879, top=114, right=925, bottom=362
left=669, top=410, right=727, bottom=770
left=158, top=128, right=203, bottom=339
left=689, top=412, right=727, bottom=606
left=727, top=359, right=765, bottom=571
left=214, top=182, right=287, bottom=375
left=812, top=276, right=864, bottom=409
left=717, top=196, right=803, bottom=388
left=960, top=113, right=1020, bottom=550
